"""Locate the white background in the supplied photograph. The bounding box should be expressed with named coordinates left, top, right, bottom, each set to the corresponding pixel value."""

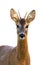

left=0, top=0, right=43, bottom=65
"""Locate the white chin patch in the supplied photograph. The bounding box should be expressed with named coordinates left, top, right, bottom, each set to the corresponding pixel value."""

left=19, top=37, right=25, bottom=40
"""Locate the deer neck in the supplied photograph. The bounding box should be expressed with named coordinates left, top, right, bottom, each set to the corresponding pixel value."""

left=17, top=36, right=29, bottom=61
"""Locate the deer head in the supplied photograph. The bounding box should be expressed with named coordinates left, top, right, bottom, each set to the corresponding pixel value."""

left=10, top=8, right=36, bottom=40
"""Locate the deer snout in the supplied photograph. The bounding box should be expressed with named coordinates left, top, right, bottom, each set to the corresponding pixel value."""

left=19, top=34, right=25, bottom=38
left=19, top=32, right=25, bottom=39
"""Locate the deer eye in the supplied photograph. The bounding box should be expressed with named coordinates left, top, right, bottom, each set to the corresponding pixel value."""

left=25, top=25, right=28, bottom=28
left=17, top=25, right=19, bottom=28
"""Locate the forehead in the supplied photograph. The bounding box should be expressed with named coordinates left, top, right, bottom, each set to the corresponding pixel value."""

left=19, top=18, right=25, bottom=25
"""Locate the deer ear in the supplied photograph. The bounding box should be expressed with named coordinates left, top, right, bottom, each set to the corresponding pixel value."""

left=10, top=8, right=19, bottom=22
left=26, top=10, right=36, bottom=23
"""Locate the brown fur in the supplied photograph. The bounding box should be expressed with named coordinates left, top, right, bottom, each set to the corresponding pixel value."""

left=0, top=39, right=30, bottom=65
left=9, top=37, right=30, bottom=65
left=0, top=37, right=30, bottom=65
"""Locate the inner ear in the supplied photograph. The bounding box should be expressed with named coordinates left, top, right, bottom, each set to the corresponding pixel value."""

left=26, top=10, right=36, bottom=23
left=10, top=8, right=19, bottom=23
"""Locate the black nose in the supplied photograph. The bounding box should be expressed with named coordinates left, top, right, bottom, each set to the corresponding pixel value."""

left=19, top=34, right=25, bottom=38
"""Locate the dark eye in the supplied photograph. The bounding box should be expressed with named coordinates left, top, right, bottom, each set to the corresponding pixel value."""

left=17, top=25, right=19, bottom=28
left=25, top=25, right=28, bottom=28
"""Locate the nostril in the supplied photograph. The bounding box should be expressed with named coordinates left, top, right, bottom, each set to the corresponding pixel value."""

left=19, top=34, right=25, bottom=38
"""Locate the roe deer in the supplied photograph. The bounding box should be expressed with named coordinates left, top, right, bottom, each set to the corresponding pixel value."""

left=0, top=8, right=36, bottom=65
